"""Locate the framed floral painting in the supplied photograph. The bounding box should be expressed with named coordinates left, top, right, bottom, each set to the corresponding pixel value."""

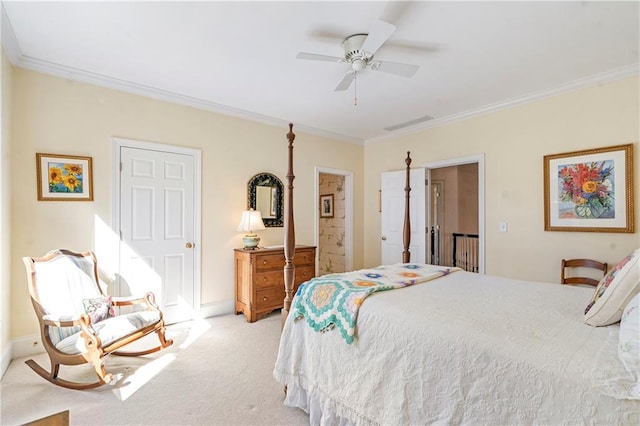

left=544, top=144, right=633, bottom=233
left=36, top=153, right=93, bottom=201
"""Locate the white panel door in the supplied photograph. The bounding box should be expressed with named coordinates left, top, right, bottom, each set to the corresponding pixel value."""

left=381, top=168, right=426, bottom=265
left=120, top=146, right=195, bottom=324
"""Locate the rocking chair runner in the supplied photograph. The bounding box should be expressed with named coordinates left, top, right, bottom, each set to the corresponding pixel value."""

left=23, top=249, right=173, bottom=390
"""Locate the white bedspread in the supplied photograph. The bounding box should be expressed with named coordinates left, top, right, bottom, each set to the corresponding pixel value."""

left=274, top=270, right=639, bottom=425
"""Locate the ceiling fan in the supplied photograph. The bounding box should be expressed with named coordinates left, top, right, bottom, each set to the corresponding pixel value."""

left=296, top=19, right=420, bottom=93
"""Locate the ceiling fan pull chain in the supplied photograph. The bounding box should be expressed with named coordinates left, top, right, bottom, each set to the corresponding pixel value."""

left=353, top=72, right=358, bottom=106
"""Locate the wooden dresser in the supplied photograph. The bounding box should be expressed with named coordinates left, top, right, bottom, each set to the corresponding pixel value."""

left=234, top=245, right=316, bottom=322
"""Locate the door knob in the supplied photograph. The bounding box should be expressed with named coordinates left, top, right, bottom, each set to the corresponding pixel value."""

left=381, top=236, right=387, bottom=241
left=185, top=242, right=194, bottom=248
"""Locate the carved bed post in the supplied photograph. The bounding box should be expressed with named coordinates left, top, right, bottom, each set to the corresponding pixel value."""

left=402, top=151, right=412, bottom=263
left=282, top=123, right=296, bottom=327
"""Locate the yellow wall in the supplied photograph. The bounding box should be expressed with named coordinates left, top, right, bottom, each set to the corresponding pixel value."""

left=364, top=75, right=640, bottom=283
left=9, top=68, right=364, bottom=338
left=1, top=50, right=13, bottom=366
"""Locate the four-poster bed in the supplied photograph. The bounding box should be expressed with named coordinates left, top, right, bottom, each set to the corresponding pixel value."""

left=275, top=124, right=638, bottom=424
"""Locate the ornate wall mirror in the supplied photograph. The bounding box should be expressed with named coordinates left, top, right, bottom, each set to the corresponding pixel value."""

left=247, top=173, right=284, bottom=227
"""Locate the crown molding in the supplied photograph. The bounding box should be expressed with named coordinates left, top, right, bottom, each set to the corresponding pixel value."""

left=366, top=64, right=639, bottom=145
left=13, top=54, right=364, bottom=145
left=1, top=17, right=364, bottom=146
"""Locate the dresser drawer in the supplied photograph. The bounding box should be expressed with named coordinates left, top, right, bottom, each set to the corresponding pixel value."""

left=255, top=270, right=283, bottom=289
left=255, top=288, right=284, bottom=310
left=295, top=266, right=314, bottom=285
left=256, top=265, right=314, bottom=290
left=294, top=250, right=315, bottom=266
left=256, top=250, right=314, bottom=271
left=255, top=253, right=285, bottom=271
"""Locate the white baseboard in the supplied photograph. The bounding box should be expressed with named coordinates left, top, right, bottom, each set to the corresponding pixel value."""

left=10, top=334, right=44, bottom=360
left=200, top=299, right=234, bottom=319
left=0, top=341, right=13, bottom=380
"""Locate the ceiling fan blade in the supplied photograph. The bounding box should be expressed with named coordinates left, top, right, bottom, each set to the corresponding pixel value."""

left=334, top=72, right=355, bottom=92
left=361, top=20, right=396, bottom=55
left=296, top=52, right=344, bottom=63
left=370, top=60, right=419, bottom=78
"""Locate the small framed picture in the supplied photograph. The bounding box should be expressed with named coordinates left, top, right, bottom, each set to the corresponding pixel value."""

left=36, top=153, right=93, bottom=201
left=320, top=194, right=334, bottom=218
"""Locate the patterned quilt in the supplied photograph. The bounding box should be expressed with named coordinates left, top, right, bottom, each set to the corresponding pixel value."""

left=292, top=263, right=460, bottom=344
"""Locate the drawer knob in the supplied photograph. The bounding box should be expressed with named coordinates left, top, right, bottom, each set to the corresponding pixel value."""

left=263, top=260, right=268, bottom=265
left=263, top=297, right=267, bottom=301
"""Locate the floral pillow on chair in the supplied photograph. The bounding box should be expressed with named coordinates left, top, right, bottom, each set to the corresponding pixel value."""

left=82, top=296, right=115, bottom=324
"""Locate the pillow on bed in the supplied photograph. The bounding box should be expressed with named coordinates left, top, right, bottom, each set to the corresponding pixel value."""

left=618, top=293, right=639, bottom=377
left=584, top=249, right=640, bottom=326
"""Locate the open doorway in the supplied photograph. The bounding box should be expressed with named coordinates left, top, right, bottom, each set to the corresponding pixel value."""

left=315, top=167, right=353, bottom=276
left=425, top=155, right=485, bottom=274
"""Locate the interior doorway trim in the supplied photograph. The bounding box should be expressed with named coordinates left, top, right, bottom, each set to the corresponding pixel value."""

left=314, top=166, right=354, bottom=273
left=422, top=154, right=485, bottom=274
left=111, top=137, right=202, bottom=317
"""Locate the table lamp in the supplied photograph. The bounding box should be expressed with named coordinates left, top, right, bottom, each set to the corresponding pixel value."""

left=236, top=209, right=266, bottom=249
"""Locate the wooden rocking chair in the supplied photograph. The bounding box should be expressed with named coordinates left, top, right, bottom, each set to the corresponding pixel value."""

left=23, top=249, right=173, bottom=390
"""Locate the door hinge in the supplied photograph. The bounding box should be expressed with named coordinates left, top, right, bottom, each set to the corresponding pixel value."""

left=425, top=178, right=428, bottom=185
left=120, top=162, right=123, bottom=172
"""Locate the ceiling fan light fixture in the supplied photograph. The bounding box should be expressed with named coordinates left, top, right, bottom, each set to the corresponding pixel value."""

left=342, top=34, right=368, bottom=59
left=352, top=58, right=367, bottom=72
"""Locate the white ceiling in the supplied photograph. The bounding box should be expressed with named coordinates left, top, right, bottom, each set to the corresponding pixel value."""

left=2, top=1, right=639, bottom=144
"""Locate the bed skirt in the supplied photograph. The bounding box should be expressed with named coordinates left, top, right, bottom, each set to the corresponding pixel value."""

left=277, top=374, right=361, bottom=426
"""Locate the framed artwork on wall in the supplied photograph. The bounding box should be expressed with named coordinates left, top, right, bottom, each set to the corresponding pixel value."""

left=320, top=194, right=334, bottom=218
left=36, top=153, right=94, bottom=201
left=543, top=143, right=633, bottom=233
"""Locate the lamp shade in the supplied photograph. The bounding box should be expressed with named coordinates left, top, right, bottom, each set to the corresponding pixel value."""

left=237, top=210, right=265, bottom=250
left=236, top=210, right=266, bottom=232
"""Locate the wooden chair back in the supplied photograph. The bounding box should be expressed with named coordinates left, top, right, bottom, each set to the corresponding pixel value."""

left=561, top=258, right=608, bottom=287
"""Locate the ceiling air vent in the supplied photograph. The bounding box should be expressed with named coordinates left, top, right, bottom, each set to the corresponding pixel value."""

left=384, top=114, right=434, bottom=132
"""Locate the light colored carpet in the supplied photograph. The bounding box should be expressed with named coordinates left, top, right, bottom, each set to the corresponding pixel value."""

left=0, top=312, right=309, bottom=426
